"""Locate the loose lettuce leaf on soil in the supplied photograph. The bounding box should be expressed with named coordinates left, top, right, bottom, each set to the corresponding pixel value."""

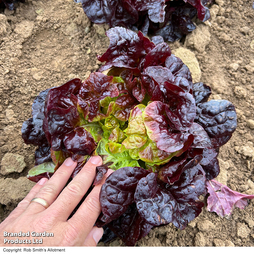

left=206, top=180, right=254, bottom=217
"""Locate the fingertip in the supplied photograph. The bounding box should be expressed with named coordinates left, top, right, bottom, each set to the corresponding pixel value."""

left=64, top=157, right=76, bottom=166
left=83, top=226, right=104, bottom=246
left=89, top=156, right=102, bottom=165
left=92, top=227, right=104, bottom=244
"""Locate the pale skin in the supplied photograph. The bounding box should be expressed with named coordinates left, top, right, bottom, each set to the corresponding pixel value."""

left=0, top=156, right=111, bottom=246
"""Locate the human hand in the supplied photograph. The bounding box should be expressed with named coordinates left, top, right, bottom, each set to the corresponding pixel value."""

left=0, top=156, right=111, bottom=246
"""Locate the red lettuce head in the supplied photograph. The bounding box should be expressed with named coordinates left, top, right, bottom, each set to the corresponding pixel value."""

left=21, top=27, right=239, bottom=246
left=77, top=0, right=214, bottom=42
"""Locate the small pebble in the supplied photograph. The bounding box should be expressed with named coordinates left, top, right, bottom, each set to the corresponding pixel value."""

left=246, top=119, right=254, bottom=129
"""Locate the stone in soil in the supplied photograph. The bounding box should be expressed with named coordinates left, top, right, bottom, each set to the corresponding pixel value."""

left=0, top=153, right=26, bottom=175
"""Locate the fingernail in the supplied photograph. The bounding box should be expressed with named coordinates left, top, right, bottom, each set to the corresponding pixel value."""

left=64, top=157, right=75, bottom=166
left=89, top=156, right=101, bottom=165
left=92, top=228, right=104, bottom=244
left=38, top=178, right=47, bottom=186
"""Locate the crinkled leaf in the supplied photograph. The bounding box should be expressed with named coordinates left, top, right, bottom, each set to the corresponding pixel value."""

left=63, top=127, right=96, bottom=156
left=192, top=82, right=211, bottom=104
left=185, top=0, right=211, bottom=21
left=21, top=118, right=47, bottom=146
left=34, top=145, right=52, bottom=165
left=21, top=88, right=51, bottom=146
left=169, top=155, right=205, bottom=202
left=43, top=79, right=82, bottom=149
left=79, top=73, right=118, bottom=102
left=101, top=203, right=153, bottom=246
left=135, top=173, right=176, bottom=226
left=79, top=0, right=138, bottom=27
left=45, top=78, right=82, bottom=111
left=164, top=83, right=196, bottom=131
left=99, top=166, right=149, bottom=224
left=158, top=153, right=187, bottom=185
left=206, top=179, right=254, bottom=217
left=45, top=106, right=80, bottom=150
left=95, top=138, right=140, bottom=169
left=123, top=104, right=147, bottom=149
left=199, top=148, right=220, bottom=180
left=165, top=54, right=193, bottom=86
left=195, top=100, right=237, bottom=148
left=202, top=157, right=220, bottom=180
left=135, top=161, right=205, bottom=228
left=188, top=123, right=212, bottom=149
left=125, top=104, right=146, bottom=135
left=141, top=42, right=171, bottom=69
left=142, top=65, right=192, bottom=96
left=123, top=134, right=148, bottom=150
left=82, top=122, right=103, bottom=143
left=153, top=3, right=197, bottom=42
left=143, top=101, right=193, bottom=153
left=98, top=27, right=155, bottom=72
left=137, top=140, right=177, bottom=165
left=114, top=93, right=139, bottom=121
left=78, top=72, right=119, bottom=122
left=133, top=0, right=166, bottom=23
left=108, top=127, right=126, bottom=143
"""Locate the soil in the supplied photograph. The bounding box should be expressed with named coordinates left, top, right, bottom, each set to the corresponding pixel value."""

left=0, top=0, right=254, bottom=247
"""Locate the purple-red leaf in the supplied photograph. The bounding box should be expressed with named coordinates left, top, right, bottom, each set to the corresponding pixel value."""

left=133, top=0, right=166, bottom=23
left=185, top=0, right=211, bottom=21
left=43, top=79, right=82, bottom=149
left=94, top=163, right=112, bottom=185
left=78, top=72, right=119, bottom=121
left=104, top=203, right=153, bottom=246
left=99, top=166, right=149, bottom=224
left=165, top=54, right=193, bottom=85
left=141, top=42, right=171, bottom=69
left=79, top=0, right=138, bottom=27
left=135, top=173, right=177, bottom=226
left=158, top=153, right=187, bottom=185
left=143, top=101, right=193, bottom=153
left=169, top=155, right=205, bottom=203
left=206, top=179, right=254, bottom=217
left=188, top=123, right=212, bottom=149
left=63, top=127, right=96, bottom=156
left=192, top=82, right=211, bottom=104
left=21, top=88, right=51, bottom=147
left=195, top=100, right=237, bottom=148
left=135, top=160, right=206, bottom=229
left=98, top=27, right=155, bottom=73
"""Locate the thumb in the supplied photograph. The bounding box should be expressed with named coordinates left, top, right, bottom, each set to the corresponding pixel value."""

left=83, top=226, right=104, bottom=246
